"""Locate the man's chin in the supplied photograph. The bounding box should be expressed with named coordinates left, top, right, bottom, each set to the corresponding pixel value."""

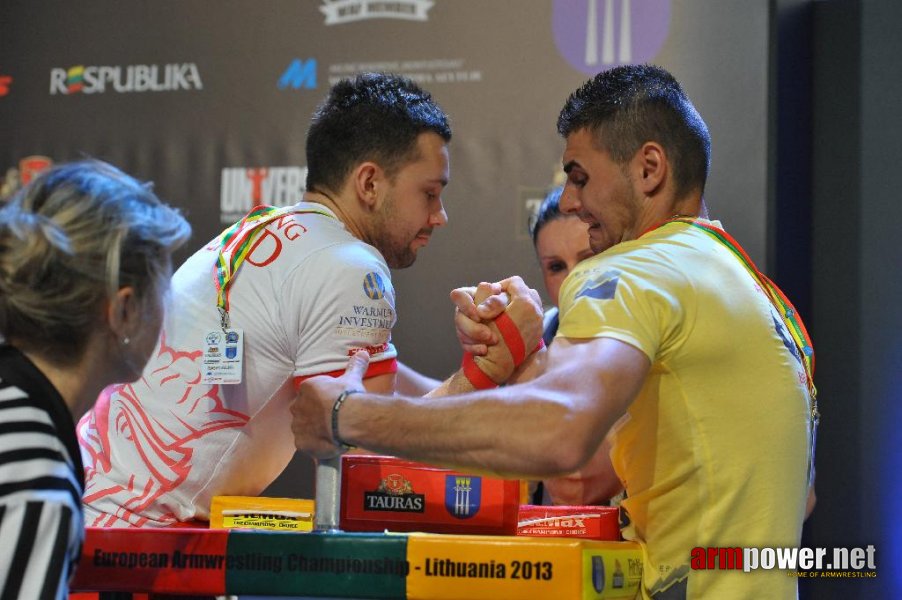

left=589, top=240, right=611, bottom=254
left=385, top=251, right=417, bottom=269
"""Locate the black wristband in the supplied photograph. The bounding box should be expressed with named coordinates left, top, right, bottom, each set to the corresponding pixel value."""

left=331, top=389, right=362, bottom=452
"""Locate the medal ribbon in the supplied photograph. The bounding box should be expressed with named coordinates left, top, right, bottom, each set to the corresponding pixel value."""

left=213, top=204, right=334, bottom=328
left=656, top=217, right=819, bottom=483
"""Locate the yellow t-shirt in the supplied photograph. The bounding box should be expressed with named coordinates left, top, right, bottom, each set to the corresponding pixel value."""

left=558, top=220, right=811, bottom=599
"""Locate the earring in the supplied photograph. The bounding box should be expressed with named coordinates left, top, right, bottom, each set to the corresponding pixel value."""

left=122, top=337, right=130, bottom=345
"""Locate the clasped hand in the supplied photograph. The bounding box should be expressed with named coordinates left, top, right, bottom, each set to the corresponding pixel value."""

left=451, top=275, right=545, bottom=384
left=290, top=275, right=544, bottom=459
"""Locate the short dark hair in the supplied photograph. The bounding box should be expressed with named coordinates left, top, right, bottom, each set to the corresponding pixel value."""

left=557, top=64, right=711, bottom=199
left=305, top=73, right=452, bottom=194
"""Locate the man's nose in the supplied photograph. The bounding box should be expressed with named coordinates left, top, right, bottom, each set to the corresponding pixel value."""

left=430, top=202, right=448, bottom=227
left=559, top=186, right=580, bottom=215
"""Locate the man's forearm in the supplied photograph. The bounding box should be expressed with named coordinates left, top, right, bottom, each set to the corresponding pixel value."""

left=424, top=344, right=547, bottom=398
left=306, top=338, right=646, bottom=480
left=424, top=368, right=478, bottom=398
left=396, top=362, right=442, bottom=396
left=336, top=368, right=596, bottom=479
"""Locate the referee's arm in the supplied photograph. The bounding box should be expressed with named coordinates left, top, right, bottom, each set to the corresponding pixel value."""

left=0, top=498, right=76, bottom=599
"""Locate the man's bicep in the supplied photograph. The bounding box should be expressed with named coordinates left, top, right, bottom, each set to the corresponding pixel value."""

left=292, top=360, right=398, bottom=392
left=542, top=336, right=651, bottom=427
left=289, top=244, right=398, bottom=379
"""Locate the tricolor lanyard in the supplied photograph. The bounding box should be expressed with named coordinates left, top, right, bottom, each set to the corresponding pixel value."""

left=656, top=217, right=820, bottom=484
left=213, top=204, right=335, bottom=330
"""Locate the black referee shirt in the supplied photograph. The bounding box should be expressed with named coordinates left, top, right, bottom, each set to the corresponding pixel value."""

left=0, top=344, right=85, bottom=599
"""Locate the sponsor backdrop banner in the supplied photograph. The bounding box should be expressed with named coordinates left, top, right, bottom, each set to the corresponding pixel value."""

left=0, top=0, right=772, bottom=496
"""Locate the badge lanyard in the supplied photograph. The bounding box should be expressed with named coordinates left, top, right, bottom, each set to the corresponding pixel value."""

left=213, top=204, right=334, bottom=330
left=202, top=204, right=334, bottom=385
left=656, top=218, right=819, bottom=486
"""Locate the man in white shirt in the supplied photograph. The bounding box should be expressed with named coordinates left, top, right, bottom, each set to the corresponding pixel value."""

left=77, top=72, right=543, bottom=527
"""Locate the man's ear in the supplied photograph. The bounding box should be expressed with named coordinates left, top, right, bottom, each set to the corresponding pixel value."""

left=632, top=141, right=668, bottom=196
left=352, top=162, right=385, bottom=210
left=107, top=286, right=137, bottom=340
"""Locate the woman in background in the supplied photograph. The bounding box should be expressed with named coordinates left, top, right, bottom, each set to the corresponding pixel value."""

left=530, top=186, right=597, bottom=345
left=529, top=186, right=622, bottom=506
left=402, top=186, right=621, bottom=505
left=0, top=160, right=190, bottom=597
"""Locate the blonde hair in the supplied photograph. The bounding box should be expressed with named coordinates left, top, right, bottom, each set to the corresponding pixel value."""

left=0, top=160, right=191, bottom=363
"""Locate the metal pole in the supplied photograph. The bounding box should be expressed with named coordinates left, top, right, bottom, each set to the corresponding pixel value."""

left=314, top=456, right=342, bottom=531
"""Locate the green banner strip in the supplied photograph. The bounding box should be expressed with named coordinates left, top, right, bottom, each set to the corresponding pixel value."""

left=225, top=530, right=408, bottom=597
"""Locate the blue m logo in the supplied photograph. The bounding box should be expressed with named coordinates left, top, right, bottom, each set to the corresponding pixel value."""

left=278, top=59, right=317, bottom=90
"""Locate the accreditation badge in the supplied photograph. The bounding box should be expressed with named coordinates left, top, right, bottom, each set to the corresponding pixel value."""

left=201, top=328, right=244, bottom=384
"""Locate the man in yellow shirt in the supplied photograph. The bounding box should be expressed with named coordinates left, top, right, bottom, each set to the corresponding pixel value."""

left=292, top=64, right=815, bottom=599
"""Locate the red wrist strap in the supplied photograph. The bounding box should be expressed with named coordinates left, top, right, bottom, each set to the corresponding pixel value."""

left=495, top=313, right=545, bottom=367
left=461, top=352, right=499, bottom=390
left=461, top=313, right=546, bottom=390
left=495, top=312, right=526, bottom=365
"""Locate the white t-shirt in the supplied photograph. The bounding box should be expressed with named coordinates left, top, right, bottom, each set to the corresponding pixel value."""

left=77, top=203, right=398, bottom=526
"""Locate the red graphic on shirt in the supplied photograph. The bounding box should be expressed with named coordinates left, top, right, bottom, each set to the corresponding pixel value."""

left=79, top=331, right=249, bottom=527
left=347, top=343, right=389, bottom=357
left=244, top=214, right=309, bottom=267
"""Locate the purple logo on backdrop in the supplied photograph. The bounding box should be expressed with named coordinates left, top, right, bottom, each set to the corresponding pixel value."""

left=552, top=0, right=671, bottom=74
